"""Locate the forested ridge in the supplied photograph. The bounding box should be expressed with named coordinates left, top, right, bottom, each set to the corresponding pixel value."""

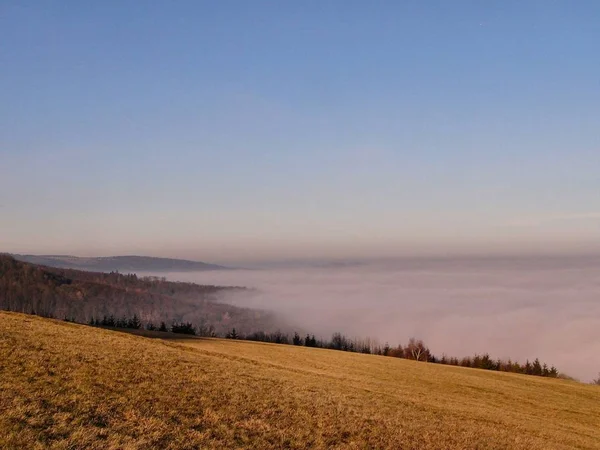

left=0, top=254, right=272, bottom=335
left=12, top=254, right=226, bottom=272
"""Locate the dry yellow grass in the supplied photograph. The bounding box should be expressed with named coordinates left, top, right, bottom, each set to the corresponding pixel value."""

left=1, top=311, right=599, bottom=449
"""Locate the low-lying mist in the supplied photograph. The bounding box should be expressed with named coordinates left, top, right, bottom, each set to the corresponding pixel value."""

left=146, top=255, right=600, bottom=382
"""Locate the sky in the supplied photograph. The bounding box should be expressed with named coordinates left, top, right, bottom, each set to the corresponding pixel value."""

left=1, top=1, right=599, bottom=263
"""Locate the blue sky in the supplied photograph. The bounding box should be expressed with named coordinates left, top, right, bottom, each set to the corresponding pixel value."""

left=1, top=1, right=599, bottom=262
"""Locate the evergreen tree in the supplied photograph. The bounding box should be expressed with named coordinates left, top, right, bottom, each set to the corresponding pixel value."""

left=128, top=314, right=141, bottom=329
left=532, top=358, right=543, bottom=376
left=304, top=334, right=312, bottom=346
left=292, top=332, right=302, bottom=346
left=383, top=343, right=391, bottom=356
left=172, top=322, right=196, bottom=335
left=226, top=328, right=238, bottom=339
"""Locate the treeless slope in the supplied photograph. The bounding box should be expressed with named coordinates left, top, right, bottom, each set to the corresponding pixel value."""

left=1, top=312, right=599, bottom=449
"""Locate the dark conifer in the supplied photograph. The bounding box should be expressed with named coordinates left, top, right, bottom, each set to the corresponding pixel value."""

left=532, top=358, right=543, bottom=376
left=128, top=314, right=141, bottom=329
left=226, top=328, right=238, bottom=339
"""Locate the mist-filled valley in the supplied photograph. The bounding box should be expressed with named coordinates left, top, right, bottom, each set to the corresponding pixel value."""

left=143, top=255, right=600, bottom=382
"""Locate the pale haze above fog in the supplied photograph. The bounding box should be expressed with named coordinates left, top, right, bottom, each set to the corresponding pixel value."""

left=1, top=2, right=600, bottom=262
left=146, top=255, right=600, bottom=382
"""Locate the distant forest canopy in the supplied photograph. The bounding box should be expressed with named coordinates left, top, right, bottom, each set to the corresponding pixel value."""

left=0, top=254, right=272, bottom=335
left=11, top=254, right=227, bottom=272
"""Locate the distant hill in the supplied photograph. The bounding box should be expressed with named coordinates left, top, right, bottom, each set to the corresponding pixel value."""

left=0, top=254, right=272, bottom=335
left=11, top=254, right=227, bottom=273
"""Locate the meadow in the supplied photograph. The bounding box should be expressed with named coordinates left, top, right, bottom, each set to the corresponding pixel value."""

left=1, top=311, right=599, bottom=449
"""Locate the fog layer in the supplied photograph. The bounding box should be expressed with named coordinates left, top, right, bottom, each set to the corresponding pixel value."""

left=151, top=256, right=600, bottom=381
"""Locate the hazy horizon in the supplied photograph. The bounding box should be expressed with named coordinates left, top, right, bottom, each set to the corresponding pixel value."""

left=6, top=248, right=600, bottom=268
left=3, top=217, right=600, bottom=264
left=142, top=254, right=600, bottom=382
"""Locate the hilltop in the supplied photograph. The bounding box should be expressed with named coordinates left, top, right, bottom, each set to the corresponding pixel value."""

left=11, top=254, right=227, bottom=272
left=0, top=254, right=271, bottom=335
left=1, top=312, right=599, bottom=449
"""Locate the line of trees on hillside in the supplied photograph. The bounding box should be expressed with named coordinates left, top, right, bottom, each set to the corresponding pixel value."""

left=85, top=313, right=561, bottom=379
left=235, top=329, right=560, bottom=378
left=89, top=315, right=213, bottom=336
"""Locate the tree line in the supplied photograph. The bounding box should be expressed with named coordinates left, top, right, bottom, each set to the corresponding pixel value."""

left=87, top=313, right=562, bottom=379
left=89, top=314, right=215, bottom=336
left=236, top=329, right=560, bottom=378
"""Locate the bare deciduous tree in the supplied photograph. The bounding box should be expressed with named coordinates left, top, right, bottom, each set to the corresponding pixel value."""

left=406, top=338, right=430, bottom=362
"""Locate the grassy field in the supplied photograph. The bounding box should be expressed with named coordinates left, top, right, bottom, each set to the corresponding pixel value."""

left=1, top=312, right=599, bottom=449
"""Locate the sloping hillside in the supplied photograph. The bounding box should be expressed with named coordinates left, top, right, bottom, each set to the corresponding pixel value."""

left=0, top=255, right=270, bottom=335
left=12, top=254, right=226, bottom=272
left=1, top=312, right=599, bottom=449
